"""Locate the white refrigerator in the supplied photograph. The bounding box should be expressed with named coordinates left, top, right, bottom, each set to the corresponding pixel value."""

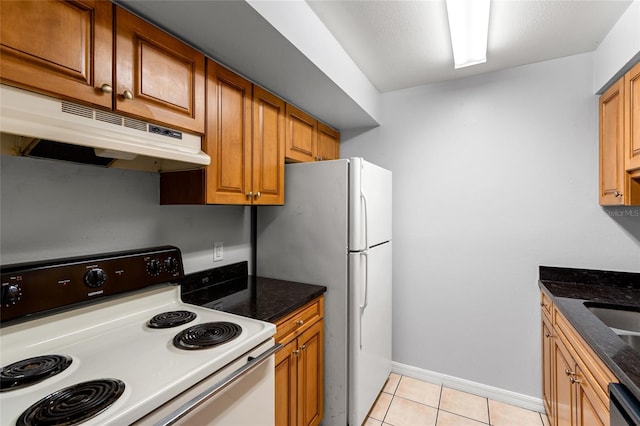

left=256, top=157, right=392, bottom=426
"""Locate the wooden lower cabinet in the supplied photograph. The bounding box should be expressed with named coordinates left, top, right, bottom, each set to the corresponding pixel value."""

left=540, top=292, right=617, bottom=426
left=274, top=297, right=324, bottom=426
left=542, top=314, right=555, bottom=420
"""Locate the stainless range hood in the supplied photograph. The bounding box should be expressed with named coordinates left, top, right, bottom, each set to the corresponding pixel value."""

left=0, top=85, right=210, bottom=172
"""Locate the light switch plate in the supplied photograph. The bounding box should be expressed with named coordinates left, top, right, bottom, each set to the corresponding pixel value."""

left=213, top=242, right=223, bottom=262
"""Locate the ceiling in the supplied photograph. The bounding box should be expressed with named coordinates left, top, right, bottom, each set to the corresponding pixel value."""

left=118, top=0, right=632, bottom=130
left=307, top=0, right=633, bottom=92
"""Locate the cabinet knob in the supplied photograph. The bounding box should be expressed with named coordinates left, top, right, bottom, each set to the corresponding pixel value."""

left=614, top=191, right=623, bottom=197
left=564, top=369, right=575, bottom=377
left=254, top=192, right=261, bottom=199
left=246, top=192, right=253, bottom=198
left=545, top=332, right=552, bottom=338
left=293, top=349, right=300, bottom=356
left=122, top=90, right=134, bottom=100
left=301, top=344, right=307, bottom=350
left=569, top=376, right=581, bottom=384
left=100, top=84, right=113, bottom=94
left=295, top=320, right=304, bottom=326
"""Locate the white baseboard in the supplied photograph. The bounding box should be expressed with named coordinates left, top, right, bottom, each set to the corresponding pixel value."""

left=392, top=361, right=545, bottom=413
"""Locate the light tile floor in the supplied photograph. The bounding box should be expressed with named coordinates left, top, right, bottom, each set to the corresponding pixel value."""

left=364, top=373, right=549, bottom=426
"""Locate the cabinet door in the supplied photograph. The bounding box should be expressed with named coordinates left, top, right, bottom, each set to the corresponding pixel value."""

left=599, top=79, right=626, bottom=205
left=205, top=61, right=252, bottom=204
left=625, top=61, right=640, bottom=172
left=275, top=340, right=298, bottom=426
left=297, top=320, right=324, bottom=426
left=554, top=337, right=575, bottom=426
left=252, top=86, right=285, bottom=205
left=0, top=0, right=113, bottom=108
left=575, top=365, right=608, bottom=426
left=285, top=104, right=317, bottom=163
left=317, top=122, right=340, bottom=161
left=542, top=316, right=554, bottom=424
left=115, top=7, right=205, bottom=133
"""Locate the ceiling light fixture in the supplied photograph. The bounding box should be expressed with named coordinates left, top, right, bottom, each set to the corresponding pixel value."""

left=445, top=0, right=491, bottom=69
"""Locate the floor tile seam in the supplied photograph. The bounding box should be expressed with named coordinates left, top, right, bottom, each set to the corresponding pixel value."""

left=485, top=395, right=491, bottom=425
left=392, top=391, right=441, bottom=410
left=437, top=408, right=491, bottom=425
left=379, top=393, right=394, bottom=423
left=433, top=383, right=444, bottom=425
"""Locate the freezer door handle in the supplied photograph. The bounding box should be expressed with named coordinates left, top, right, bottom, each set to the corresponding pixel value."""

left=361, top=191, right=369, bottom=250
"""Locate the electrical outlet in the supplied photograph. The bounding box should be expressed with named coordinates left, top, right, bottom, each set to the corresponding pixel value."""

left=213, top=242, right=223, bottom=262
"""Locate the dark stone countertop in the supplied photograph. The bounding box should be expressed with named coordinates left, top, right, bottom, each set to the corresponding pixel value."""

left=538, top=266, right=640, bottom=402
left=180, top=265, right=326, bottom=323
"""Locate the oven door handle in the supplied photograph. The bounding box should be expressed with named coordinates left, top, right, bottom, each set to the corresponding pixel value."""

left=153, top=342, right=282, bottom=426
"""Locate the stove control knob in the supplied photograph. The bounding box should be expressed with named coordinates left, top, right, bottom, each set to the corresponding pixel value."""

left=84, top=268, right=107, bottom=288
left=164, top=257, right=179, bottom=273
left=147, top=259, right=162, bottom=276
left=2, top=285, right=21, bottom=305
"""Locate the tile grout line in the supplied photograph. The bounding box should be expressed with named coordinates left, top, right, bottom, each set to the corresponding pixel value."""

left=486, top=395, right=491, bottom=426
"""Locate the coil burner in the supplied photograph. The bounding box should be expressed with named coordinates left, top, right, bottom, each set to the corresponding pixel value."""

left=16, top=379, right=125, bottom=426
left=1, top=355, right=72, bottom=392
left=147, top=310, right=197, bottom=329
left=173, top=322, right=242, bottom=350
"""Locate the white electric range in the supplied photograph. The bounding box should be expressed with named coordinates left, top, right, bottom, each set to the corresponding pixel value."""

left=0, top=246, right=277, bottom=425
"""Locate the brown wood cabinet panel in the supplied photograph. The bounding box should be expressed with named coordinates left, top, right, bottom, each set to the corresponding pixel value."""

left=575, top=364, right=608, bottom=426
left=205, top=60, right=252, bottom=204
left=554, top=335, right=575, bottom=426
left=625, top=61, right=640, bottom=172
left=0, top=0, right=113, bottom=108
left=542, top=315, right=554, bottom=424
left=285, top=104, right=317, bottom=163
left=275, top=339, right=298, bottom=426
left=252, top=86, right=285, bottom=205
left=600, top=78, right=625, bottom=205
left=317, top=122, right=340, bottom=161
left=274, top=296, right=324, bottom=426
left=115, top=7, right=205, bottom=133
left=297, top=320, right=323, bottom=426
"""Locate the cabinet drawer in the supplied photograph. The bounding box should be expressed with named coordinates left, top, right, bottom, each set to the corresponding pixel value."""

left=540, top=291, right=553, bottom=321
left=275, top=297, right=323, bottom=344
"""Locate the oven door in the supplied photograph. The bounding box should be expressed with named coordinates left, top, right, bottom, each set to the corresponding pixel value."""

left=610, top=383, right=640, bottom=426
left=135, top=340, right=279, bottom=426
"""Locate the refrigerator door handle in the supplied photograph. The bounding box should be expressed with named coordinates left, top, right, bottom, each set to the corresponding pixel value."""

left=359, top=250, right=368, bottom=349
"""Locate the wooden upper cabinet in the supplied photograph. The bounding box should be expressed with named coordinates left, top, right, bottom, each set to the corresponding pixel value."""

left=599, top=79, right=625, bottom=205
left=115, top=7, right=205, bottom=134
left=625, top=61, right=640, bottom=173
left=0, top=0, right=113, bottom=108
left=252, top=86, right=285, bottom=205
left=205, top=60, right=252, bottom=204
left=317, top=122, right=340, bottom=161
left=285, top=104, right=317, bottom=163
left=284, top=104, right=340, bottom=163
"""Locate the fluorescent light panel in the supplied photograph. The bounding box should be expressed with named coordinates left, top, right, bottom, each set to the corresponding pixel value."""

left=445, top=0, right=490, bottom=69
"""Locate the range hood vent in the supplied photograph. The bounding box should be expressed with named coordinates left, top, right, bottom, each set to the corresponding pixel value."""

left=0, top=85, right=210, bottom=172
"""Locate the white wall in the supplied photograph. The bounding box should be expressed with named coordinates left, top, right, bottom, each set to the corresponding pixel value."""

left=341, top=52, right=640, bottom=400
left=0, top=155, right=251, bottom=274
left=594, top=0, right=640, bottom=93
